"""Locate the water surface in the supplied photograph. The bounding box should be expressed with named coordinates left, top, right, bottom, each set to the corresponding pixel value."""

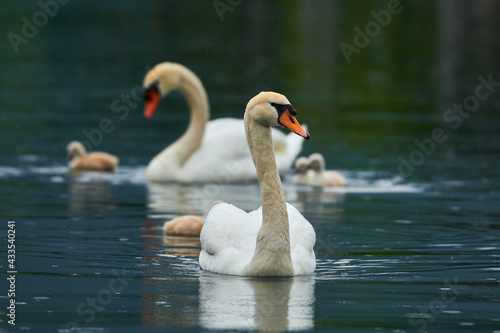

left=1, top=1, right=500, bottom=332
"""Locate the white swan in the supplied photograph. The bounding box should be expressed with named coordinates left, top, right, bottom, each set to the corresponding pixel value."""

left=142, top=62, right=305, bottom=182
left=66, top=141, right=118, bottom=171
left=199, top=92, right=316, bottom=276
left=307, top=153, right=347, bottom=187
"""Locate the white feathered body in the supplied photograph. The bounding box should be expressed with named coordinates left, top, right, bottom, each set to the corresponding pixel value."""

left=146, top=118, right=304, bottom=182
left=199, top=202, right=316, bottom=276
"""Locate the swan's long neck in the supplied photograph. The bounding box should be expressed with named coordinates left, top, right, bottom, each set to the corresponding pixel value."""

left=161, top=69, right=209, bottom=166
left=244, top=114, right=293, bottom=276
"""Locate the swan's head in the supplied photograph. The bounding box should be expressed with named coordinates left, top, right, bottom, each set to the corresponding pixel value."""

left=66, top=141, right=87, bottom=164
left=308, top=153, right=325, bottom=172
left=142, top=62, right=185, bottom=119
left=245, top=92, right=310, bottom=139
left=294, top=157, right=309, bottom=175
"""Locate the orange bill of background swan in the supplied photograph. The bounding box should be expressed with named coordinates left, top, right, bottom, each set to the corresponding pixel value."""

left=143, top=83, right=161, bottom=119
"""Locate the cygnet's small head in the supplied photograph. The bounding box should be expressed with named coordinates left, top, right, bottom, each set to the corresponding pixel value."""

left=308, top=153, right=325, bottom=172
left=142, top=62, right=186, bottom=119
left=245, top=91, right=310, bottom=139
left=294, top=157, right=309, bottom=175
left=66, top=141, right=87, bottom=164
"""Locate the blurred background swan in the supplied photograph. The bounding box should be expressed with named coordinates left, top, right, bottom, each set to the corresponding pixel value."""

left=142, top=62, right=306, bottom=183
left=163, top=215, right=203, bottom=236
left=143, top=62, right=303, bottom=182
left=66, top=141, right=119, bottom=172
left=292, top=156, right=310, bottom=185
left=293, top=153, right=346, bottom=187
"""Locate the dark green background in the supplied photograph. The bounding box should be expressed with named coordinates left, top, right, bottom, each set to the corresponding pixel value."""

left=2, top=1, right=498, bottom=177
left=1, top=1, right=499, bottom=332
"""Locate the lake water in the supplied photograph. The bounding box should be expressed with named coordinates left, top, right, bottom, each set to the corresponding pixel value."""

left=1, top=1, right=500, bottom=332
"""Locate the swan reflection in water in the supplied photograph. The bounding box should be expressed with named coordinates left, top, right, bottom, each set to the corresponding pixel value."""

left=146, top=180, right=344, bottom=221
left=199, top=273, right=315, bottom=331
left=140, top=227, right=314, bottom=331
left=67, top=180, right=116, bottom=218
left=146, top=181, right=263, bottom=219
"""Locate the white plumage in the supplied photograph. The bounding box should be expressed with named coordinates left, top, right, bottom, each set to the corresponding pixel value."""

left=142, top=62, right=304, bottom=182
left=199, top=202, right=316, bottom=275
left=198, top=91, right=316, bottom=276
left=146, top=118, right=305, bottom=183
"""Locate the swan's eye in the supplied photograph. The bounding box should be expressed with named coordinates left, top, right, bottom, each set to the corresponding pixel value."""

left=271, top=102, right=286, bottom=115
left=143, top=82, right=160, bottom=101
left=270, top=102, right=279, bottom=113
left=271, top=102, right=282, bottom=109
left=144, top=87, right=156, bottom=101
left=271, top=102, right=297, bottom=118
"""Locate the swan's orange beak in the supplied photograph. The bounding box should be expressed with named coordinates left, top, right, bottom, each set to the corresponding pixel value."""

left=278, top=109, right=310, bottom=140
left=143, top=88, right=161, bottom=119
